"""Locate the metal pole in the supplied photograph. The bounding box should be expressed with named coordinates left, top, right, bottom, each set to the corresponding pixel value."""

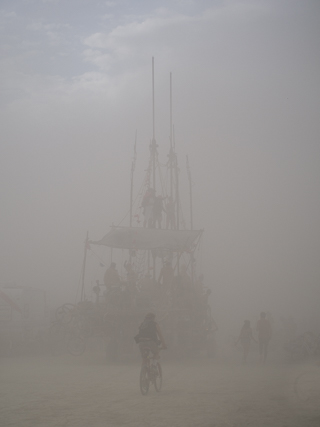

left=186, top=155, right=194, bottom=285
left=170, top=72, right=173, bottom=199
left=186, top=155, right=193, bottom=230
left=130, top=132, right=137, bottom=228
left=80, top=232, right=89, bottom=302
left=153, top=253, right=156, bottom=282
left=152, top=57, right=155, bottom=142
left=174, top=126, right=179, bottom=231
left=152, top=57, right=156, bottom=192
left=150, top=58, right=156, bottom=279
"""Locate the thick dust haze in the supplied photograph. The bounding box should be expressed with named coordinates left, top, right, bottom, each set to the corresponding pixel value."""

left=1, top=1, right=320, bottom=426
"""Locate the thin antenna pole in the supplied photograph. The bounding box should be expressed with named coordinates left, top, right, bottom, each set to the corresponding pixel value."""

left=186, top=155, right=193, bottom=230
left=152, top=57, right=156, bottom=191
left=130, top=131, right=137, bottom=228
left=170, top=72, right=173, bottom=198
left=151, top=57, right=156, bottom=281
left=80, top=231, right=89, bottom=302
left=152, top=57, right=155, bottom=141
left=174, top=126, right=180, bottom=231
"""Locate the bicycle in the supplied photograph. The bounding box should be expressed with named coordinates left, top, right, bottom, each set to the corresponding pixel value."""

left=139, top=347, right=163, bottom=395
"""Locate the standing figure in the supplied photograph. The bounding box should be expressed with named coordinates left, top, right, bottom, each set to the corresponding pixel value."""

left=93, top=280, right=101, bottom=304
left=257, top=312, right=272, bottom=363
left=153, top=195, right=165, bottom=229
left=165, top=196, right=176, bottom=229
left=103, top=262, right=120, bottom=290
left=237, top=320, right=257, bottom=364
left=141, top=188, right=155, bottom=228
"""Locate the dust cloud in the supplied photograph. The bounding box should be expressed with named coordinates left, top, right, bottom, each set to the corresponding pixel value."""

left=1, top=347, right=320, bottom=426
left=1, top=1, right=320, bottom=426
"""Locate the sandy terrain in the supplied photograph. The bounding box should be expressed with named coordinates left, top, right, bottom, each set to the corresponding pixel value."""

left=1, top=352, right=320, bottom=427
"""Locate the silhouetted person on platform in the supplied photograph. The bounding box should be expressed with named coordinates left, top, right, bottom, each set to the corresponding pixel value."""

left=103, top=262, right=120, bottom=290
left=142, top=188, right=155, bottom=228
left=165, top=196, right=176, bottom=229
left=153, top=195, right=165, bottom=229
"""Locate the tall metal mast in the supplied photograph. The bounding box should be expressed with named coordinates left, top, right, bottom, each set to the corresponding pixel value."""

left=80, top=231, right=89, bottom=302
left=129, top=131, right=137, bottom=228
left=169, top=73, right=179, bottom=232
left=169, top=72, right=173, bottom=199
left=186, top=155, right=193, bottom=230
left=152, top=57, right=156, bottom=192
left=174, top=126, right=180, bottom=231
left=151, top=57, right=157, bottom=280
left=186, top=155, right=195, bottom=285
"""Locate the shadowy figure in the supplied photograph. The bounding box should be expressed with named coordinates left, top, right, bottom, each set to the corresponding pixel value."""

left=153, top=195, right=165, bottom=229
left=103, top=262, right=120, bottom=290
left=142, top=188, right=155, bottom=228
left=237, top=320, right=257, bottom=364
left=257, top=312, right=272, bottom=363
left=165, top=196, right=176, bottom=229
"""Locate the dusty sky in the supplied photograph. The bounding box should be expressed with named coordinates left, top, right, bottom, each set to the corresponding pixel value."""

left=1, top=0, right=320, bottom=327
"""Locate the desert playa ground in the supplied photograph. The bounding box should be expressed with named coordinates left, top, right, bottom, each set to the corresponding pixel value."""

left=1, top=352, right=320, bottom=427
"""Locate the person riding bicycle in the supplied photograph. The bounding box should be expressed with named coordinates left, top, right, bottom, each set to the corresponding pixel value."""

left=135, top=312, right=167, bottom=359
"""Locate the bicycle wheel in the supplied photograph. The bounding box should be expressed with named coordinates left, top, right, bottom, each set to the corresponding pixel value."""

left=294, top=370, right=320, bottom=403
left=154, top=362, right=162, bottom=392
left=140, top=365, right=150, bottom=395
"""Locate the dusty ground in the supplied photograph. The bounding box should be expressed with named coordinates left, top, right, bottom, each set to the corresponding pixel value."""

left=1, top=352, right=320, bottom=427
